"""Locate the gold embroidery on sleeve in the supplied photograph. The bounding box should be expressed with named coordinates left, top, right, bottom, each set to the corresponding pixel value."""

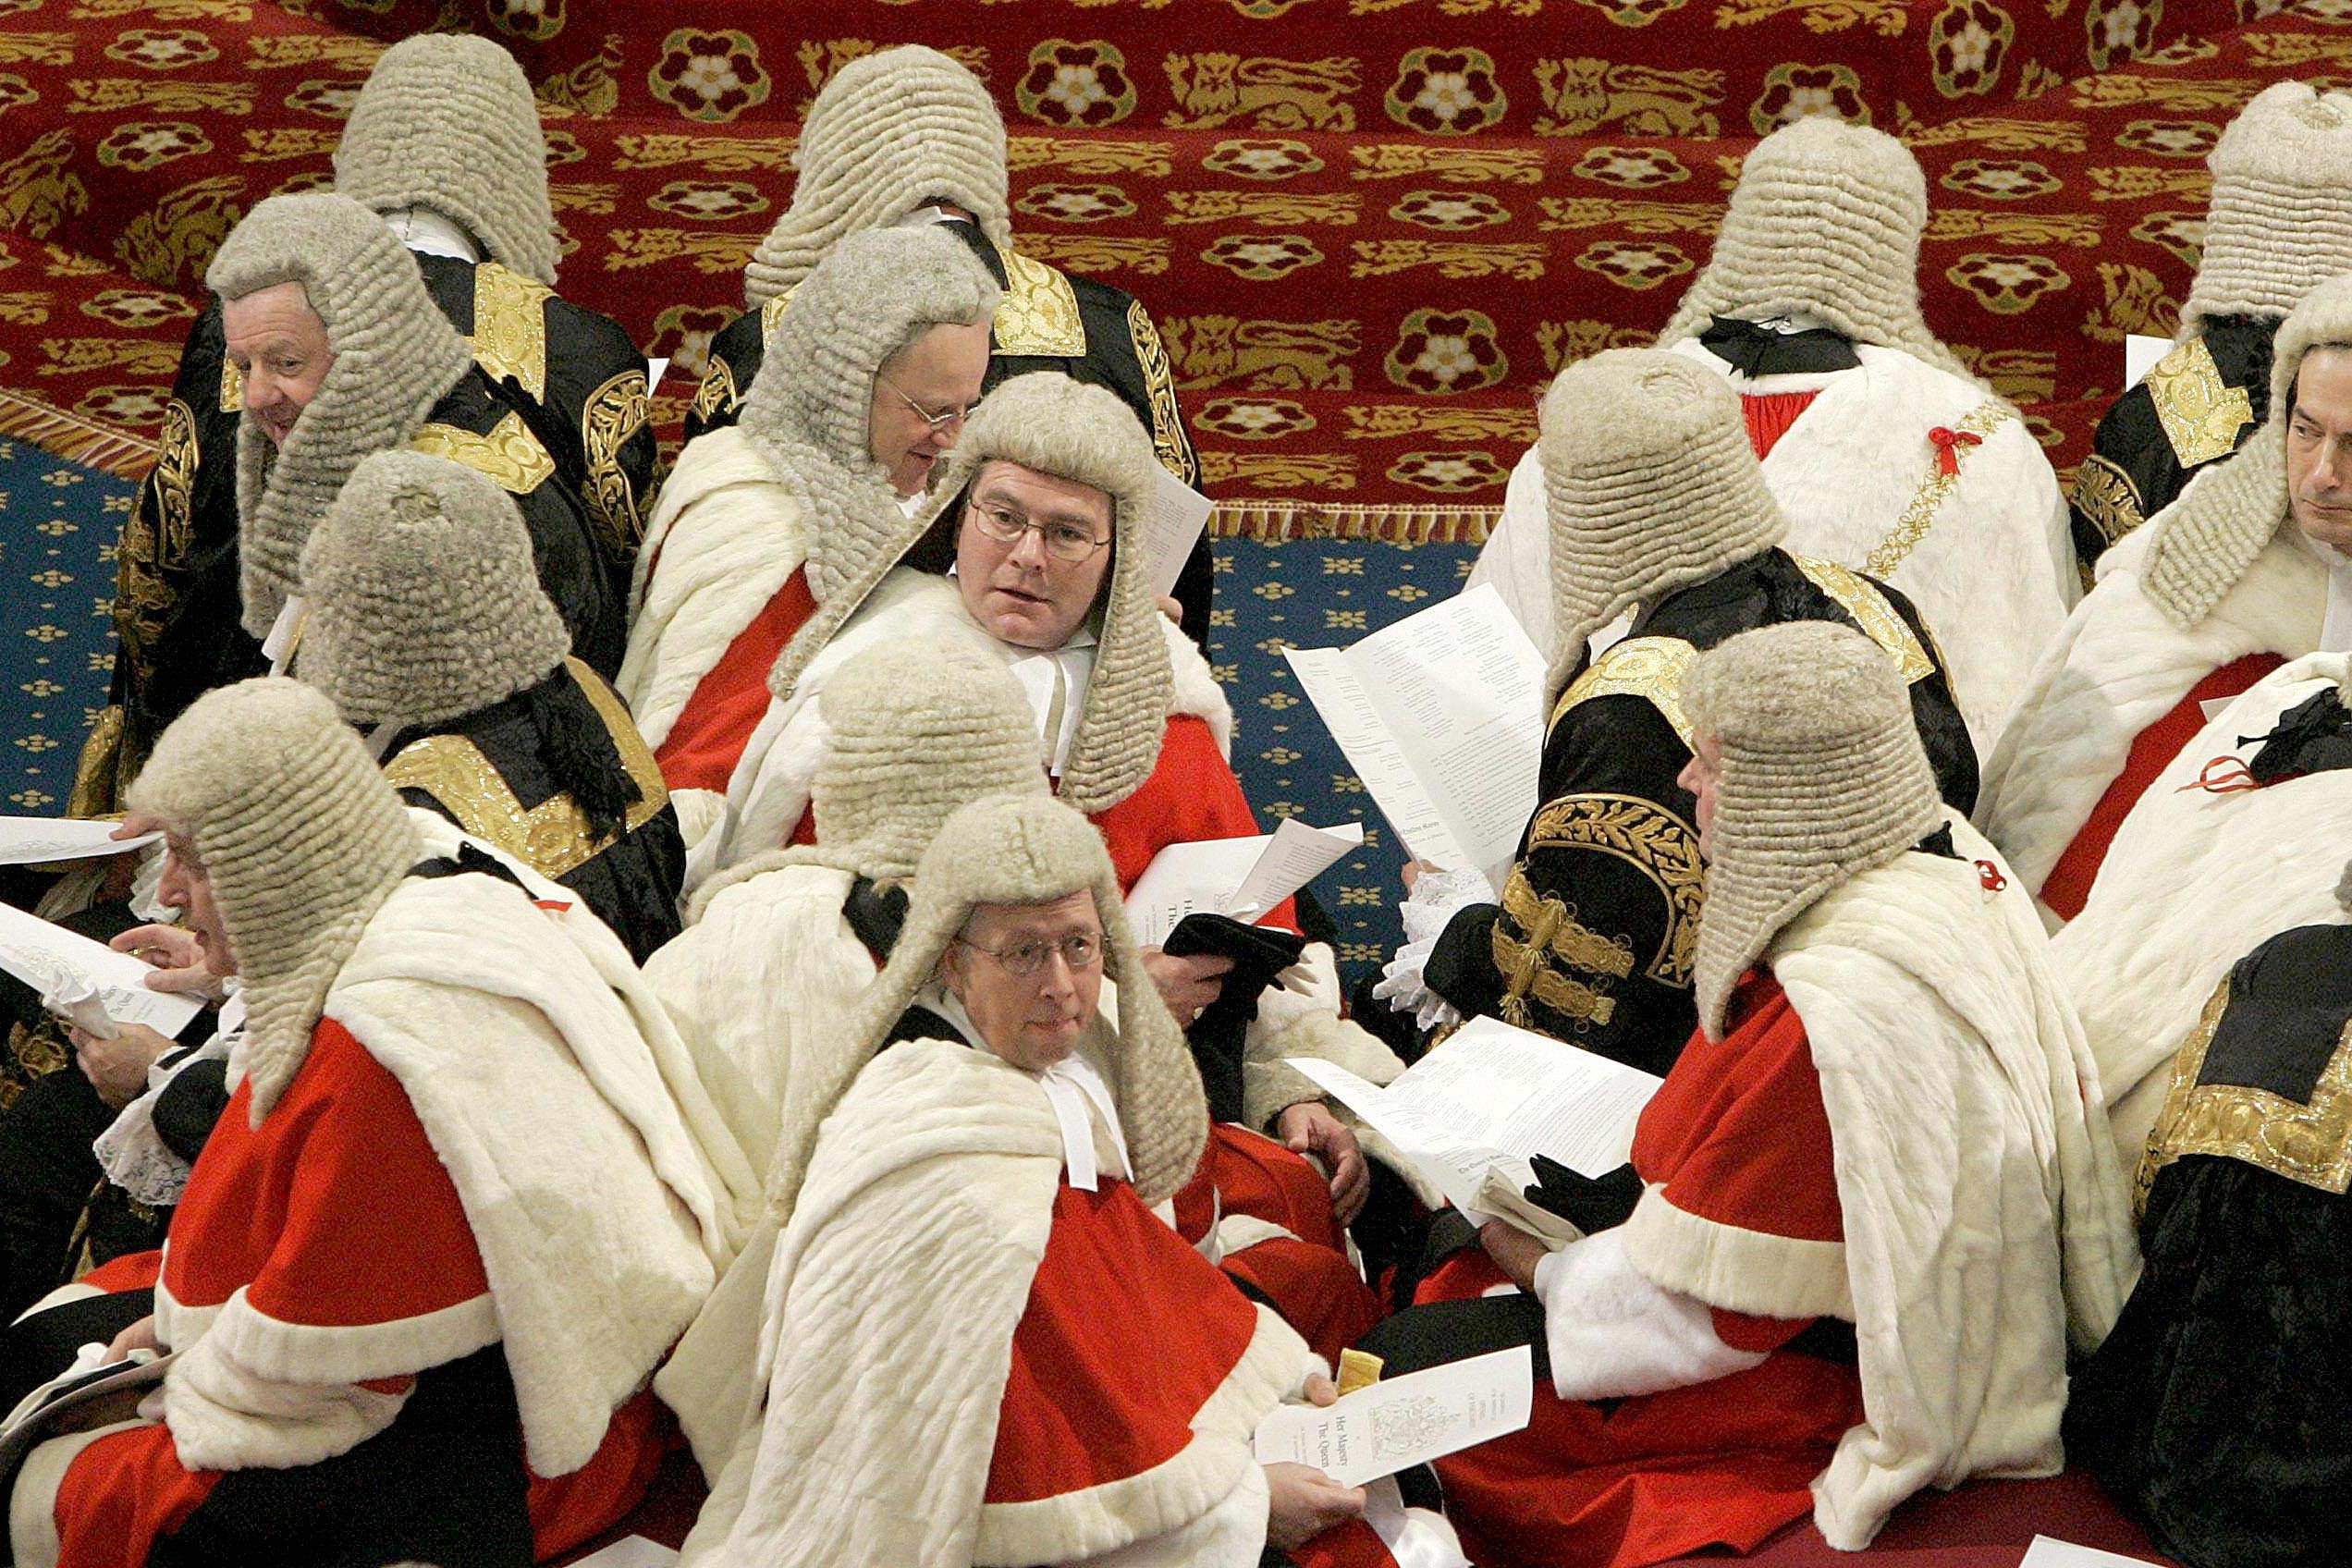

left=995, top=250, right=1087, bottom=358
left=1789, top=555, right=1935, bottom=684
left=1551, top=636, right=1697, bottom=745
left=759, top=288, right=793, bottom=341
left=1491, top=872, right=1638, bottom=1032
left=1522, top=793, right=1704, bottom=987
left=2071, top=452, right=2147, bottom=550
left=410, top=411, right=557, bottom=495
left=1125, top=297, right=1197, bottom=484
left=1865, top=400, right=2017, bottom=578
left=581, top=369, right=651, bottom=551
left=217, top=356, right=242, bottom=413
left=2139, top=975, right=2352, bottom=1212
left=381, top=659, right=668, bottom=880
left=465, top=263, right=552, bottom=402
left=689, top=357, right=739, bottom=428
left=2146, top=336, right=2255, bottom=469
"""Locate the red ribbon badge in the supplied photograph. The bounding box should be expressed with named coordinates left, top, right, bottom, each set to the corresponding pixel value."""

left=2175, top=755, right=2259, bottom=794
left=1929, top=426, right=1984, bottom=478
left=1975, top=860, right=2007, bottom=894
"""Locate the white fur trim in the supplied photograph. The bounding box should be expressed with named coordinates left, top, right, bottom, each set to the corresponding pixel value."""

left=204, top=1284, right=497, bottom=1386
left=164, top=1329, right=409, bottom=1471
left=153, top=1273, right=221, bottom=1354
left=972, top=1304, right=1307, bottom=1566
left=1535, top=1227, right=1771, bottom=1400
left=1978, top=530, right=2323, bottom=903
left=671, top=787, right=727, bottom=854
left=2052, top=652, right=2352, bottom=1162
left=619, top=428, right=806, bottom=752
left=10, top=1419, right=146, bottom=1568
left=1769, top=822, right=2135, bottom=1549
left=1618, top=1183, right=1853, bottom=1321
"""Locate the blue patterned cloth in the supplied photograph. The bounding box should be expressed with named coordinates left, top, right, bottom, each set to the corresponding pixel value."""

left=0, top=442, right=128, bottom=816
left=1207, top=536, right=1481, bottom=987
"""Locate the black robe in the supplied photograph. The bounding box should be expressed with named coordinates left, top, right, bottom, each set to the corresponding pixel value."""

left=73, top=258, right=649, bottom=815
left=1424, top=548, right=1978, bottom=1077
left=681, top=219, right=1215, bottom=648
left=2068, top=919, right=2352, bottom=1568
left=381, top=659, right=683, bottom=965
left=2068, top=314, right=2277, bottom=575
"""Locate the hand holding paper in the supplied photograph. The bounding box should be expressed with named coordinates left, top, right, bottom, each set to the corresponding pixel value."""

left=1124, top=820, right=1364, bottom=949
left=1255, top=1345, right=1535, bottom=1488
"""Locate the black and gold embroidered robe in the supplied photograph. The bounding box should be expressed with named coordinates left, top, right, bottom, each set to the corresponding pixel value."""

left=381, top=658, right=684, bottom=964
left=2069, top=919, right=2352, bottom=1568
left=683, top=219, right=1214, bottom=645
left=1424, top=548, right=1978, bottom=1076
left=75, top=329, right=630, bottom=815
left=2069, top=315, right=2278, bottom=574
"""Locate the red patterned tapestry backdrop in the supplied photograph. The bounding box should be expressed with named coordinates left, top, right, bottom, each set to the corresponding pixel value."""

left=1, top=0, right=2347, bottom=537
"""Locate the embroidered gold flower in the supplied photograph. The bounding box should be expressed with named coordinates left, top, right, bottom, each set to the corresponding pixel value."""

left=1946, top=251, right=2071, bottom=314
left=94, top=120, right=210, bottom=171
left=1385, top=309, right=1507, bottom=395
left=1573, top=239, right=1696, bottom=291
left=649, top=303, right=740, bottom=382
left=284, top=78, right=361, bottom=118
left=1386, top=48, right=1506, bottom=135
left=2114, top=118, right=2219, bottom=158
left=75, top=385, right=170, bottom=427
left=1195, top=397, right=1316, bottom=440
left=1387, top=449, right=1510, bottom=494
left=1015, top=41, right=1137, bottom=128
left=1927, top=0, right=2015, bottom=98
left=2084, top=0, right=2161, bottom=71
left=104, top=29, right=218, bottom=71
left=1748, top=63, right=1871, bottom=134
left=1016, top=183, right=1139, bottom=224
left=1389, top=190, right=1512, bottom=232
left=79, top=288, right=196, bottom=330
left=647, top=180, right=770, bottom=222
left=2131, top=211, right=2206, bottom=269
left=1201, top=233, right=1324, bottom=281
left=543, top=129, right=589, bottom=166
left=0, top=74, right=33, bottom=116
left=1203, top=139, right=1324, bottom=180
left=1939, top=157, right=2062, bottom=200
left=486, top=0, right=565, bottom=41
left=648, top=30, right=771, bottom=124
left=1572, top=146, right=1689, bottom=189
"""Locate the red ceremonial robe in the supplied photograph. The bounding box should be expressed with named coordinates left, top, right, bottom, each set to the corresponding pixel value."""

left=790, top=709, right=1382, bottom=1363
left=2035, top=651, right=2281, bottom=919
left=655, top=567, right=818, bottom=798
left=1417, top=972, right=1864, bottom=1568
left=36, top=1021, right=660, bottom=1568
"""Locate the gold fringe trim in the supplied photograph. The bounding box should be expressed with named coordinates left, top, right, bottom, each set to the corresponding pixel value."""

left=1207, top=501, right=1501, bottom=545
left=0, top=390, right=157, bottom=479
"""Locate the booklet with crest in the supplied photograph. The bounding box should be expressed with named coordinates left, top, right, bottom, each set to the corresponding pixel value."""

left=1281, top=585, right=1543, bottom=894
left=1285, top=1015, right=1660, bottom=1242
left=1254, top=1344, right=1534, bottom=1487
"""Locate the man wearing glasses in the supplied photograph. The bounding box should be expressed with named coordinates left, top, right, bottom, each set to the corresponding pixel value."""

left=620, top=226, right=998, bottom=863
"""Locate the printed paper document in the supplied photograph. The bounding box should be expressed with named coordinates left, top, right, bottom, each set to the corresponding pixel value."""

left=1255, top=1345, right=1534, bottom=1487
left=1282, top=585, right=1543, bottom=889
left=0, top=816, right=159, bottom=865
left=1143, top=467, right=1216, bottom=600
left=1286, top=1015, right=1660, bottom=1230
left=2020, top=1537, right=2167, bottom=1568
left=0, top=901, right=203, bottom=1037
left=1125, top=819, right=1363, bottom=948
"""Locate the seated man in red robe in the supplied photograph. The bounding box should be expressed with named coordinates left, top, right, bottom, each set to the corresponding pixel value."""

left=1978, top=271, right=2352, bottom=921
left=4, top=680, right=735, bottom=1568
left=1360, top=621, right=2136, bottom=1568
left=709, top=371, right=1409, bottom=1357
left=619, top=222, right=997, bottom=857
left=683, top=794, right=1458, bottom=1567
